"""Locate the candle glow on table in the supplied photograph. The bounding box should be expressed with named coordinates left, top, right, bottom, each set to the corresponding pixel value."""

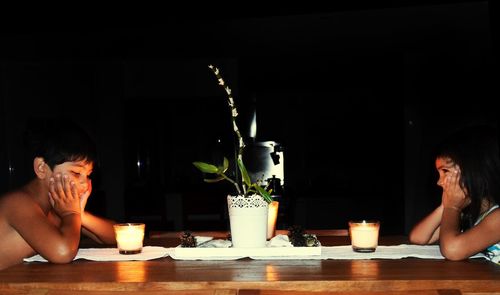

left=267, top=201, right=279, bottom=240
left=114, top=223, right=145, bottom=254
left=349, top=220, right=380, bottom=253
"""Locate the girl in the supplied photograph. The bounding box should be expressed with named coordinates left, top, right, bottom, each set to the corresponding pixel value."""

left=409, top=125, right=500, bottom=262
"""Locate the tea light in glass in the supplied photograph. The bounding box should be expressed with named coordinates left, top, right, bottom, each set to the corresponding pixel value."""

left=348, top=220, right=380, bottom=253
left=267, top=201, right=279, bottom=240
left=114, top=223, right=145, bottom=254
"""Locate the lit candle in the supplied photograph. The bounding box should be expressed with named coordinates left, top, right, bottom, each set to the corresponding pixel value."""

left=348, top=220, right=380, bottom=252
left=114, top=223, right=145, bottom=254
left=267, top=201, right=279, bottom=240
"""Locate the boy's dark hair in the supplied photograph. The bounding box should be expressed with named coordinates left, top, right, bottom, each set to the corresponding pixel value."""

left=435, top=124, right=500, bottom=230
left=24, top=118, right=97, bottom=169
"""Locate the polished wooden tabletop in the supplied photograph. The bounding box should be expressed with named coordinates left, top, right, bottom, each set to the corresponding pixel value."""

left=0, top=233, right=498, bottom=295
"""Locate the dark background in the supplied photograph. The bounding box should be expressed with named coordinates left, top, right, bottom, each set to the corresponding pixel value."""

left=1, top=1, right=498, bottom=235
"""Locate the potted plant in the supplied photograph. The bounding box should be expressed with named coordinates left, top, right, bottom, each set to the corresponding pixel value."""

left=193, top=65, right=274, bottom=248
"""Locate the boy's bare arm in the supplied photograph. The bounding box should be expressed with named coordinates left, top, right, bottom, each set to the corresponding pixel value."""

left=81, top=213, right=116, bottom=244
left=77, top=179, right=116, bottom=244
left=7, top=174, right=83, bottom=263
left=6, top=193, right=81, bottom=264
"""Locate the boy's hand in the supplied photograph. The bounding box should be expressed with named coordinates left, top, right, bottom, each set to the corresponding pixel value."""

left=441, top=169, right=470, bottom=211
left=79, top=179, right=92, bottom=214
left=49, top=173, right=81, bottom=217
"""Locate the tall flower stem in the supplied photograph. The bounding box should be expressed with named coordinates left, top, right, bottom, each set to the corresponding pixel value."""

left=208, top=65, right=247, bottom=195
left=221, top=173, right=242, bottom=195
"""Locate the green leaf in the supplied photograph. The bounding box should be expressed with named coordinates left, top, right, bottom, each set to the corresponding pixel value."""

left=246, top=187, right=257, bottom=194
left=193, top=162, right=219, bottom=174
left=218, top=157, right=229, bottom=173
left=237, top=159, right=251, bottom=187
left=254, top=185, right=273, bottom=204
left=204, top=176, right=225, bottom=183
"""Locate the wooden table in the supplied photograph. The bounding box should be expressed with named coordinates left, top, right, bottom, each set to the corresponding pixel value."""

left=0, top=233, right=498, bottom=295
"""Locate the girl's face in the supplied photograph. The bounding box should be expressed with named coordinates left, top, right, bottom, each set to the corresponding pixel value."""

left=50, top=160, right=93, bottom=196
left=435, top=157, right=459, bottom=188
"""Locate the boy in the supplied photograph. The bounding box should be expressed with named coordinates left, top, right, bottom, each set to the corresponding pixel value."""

left=0, top=119, right=116, bottom=270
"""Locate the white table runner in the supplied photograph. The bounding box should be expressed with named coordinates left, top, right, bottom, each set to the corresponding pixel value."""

left=24, top=246, right=169, bottom=262
left=169, top=244, right=487, bottom=260
left=24, top=244, right=487, bottom=262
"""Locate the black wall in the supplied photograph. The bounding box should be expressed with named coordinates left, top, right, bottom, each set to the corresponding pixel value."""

left=1, top=1, right=497, bottom=234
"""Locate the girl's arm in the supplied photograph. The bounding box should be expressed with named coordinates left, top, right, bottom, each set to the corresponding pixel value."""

left=409, top=204, right=443, bottom=245
left=439, top=169, right=500, bottom=260
left=440, top=207, right=500, bottom=260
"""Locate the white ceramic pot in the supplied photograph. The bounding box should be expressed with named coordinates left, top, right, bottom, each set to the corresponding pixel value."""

left=227, top=194, right=269, bottom=248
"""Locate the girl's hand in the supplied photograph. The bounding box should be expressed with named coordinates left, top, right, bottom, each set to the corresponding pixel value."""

left=48, top=173, right=81, bottom=217
left=441, top=168, right=470, bottom=211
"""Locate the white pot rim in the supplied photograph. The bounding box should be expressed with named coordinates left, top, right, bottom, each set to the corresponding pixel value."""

left=227, top=194, right=268, bottom=209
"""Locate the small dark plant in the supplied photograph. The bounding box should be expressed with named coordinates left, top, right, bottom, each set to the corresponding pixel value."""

left=288, top=225, right=306, bottom=247
left=180, top=231, right=197, bottom=248
left=288, top=225, right=320, bottom=247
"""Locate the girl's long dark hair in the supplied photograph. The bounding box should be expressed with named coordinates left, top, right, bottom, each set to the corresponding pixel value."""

left=435, top=125, right=500, bottom=230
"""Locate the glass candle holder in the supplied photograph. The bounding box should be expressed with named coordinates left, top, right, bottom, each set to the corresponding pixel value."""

left=348, top=220, right=380, bottom=253
left=267, top=201, right=279, bottom=240
left=114, top=223, right=145, bottom=254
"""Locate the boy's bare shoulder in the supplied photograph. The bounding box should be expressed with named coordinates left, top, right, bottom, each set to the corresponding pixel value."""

left=0, top=189, right=35, bottom=211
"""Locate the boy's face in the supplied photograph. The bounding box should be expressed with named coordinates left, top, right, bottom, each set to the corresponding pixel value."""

left=50, top=160, right=94, bottom=196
